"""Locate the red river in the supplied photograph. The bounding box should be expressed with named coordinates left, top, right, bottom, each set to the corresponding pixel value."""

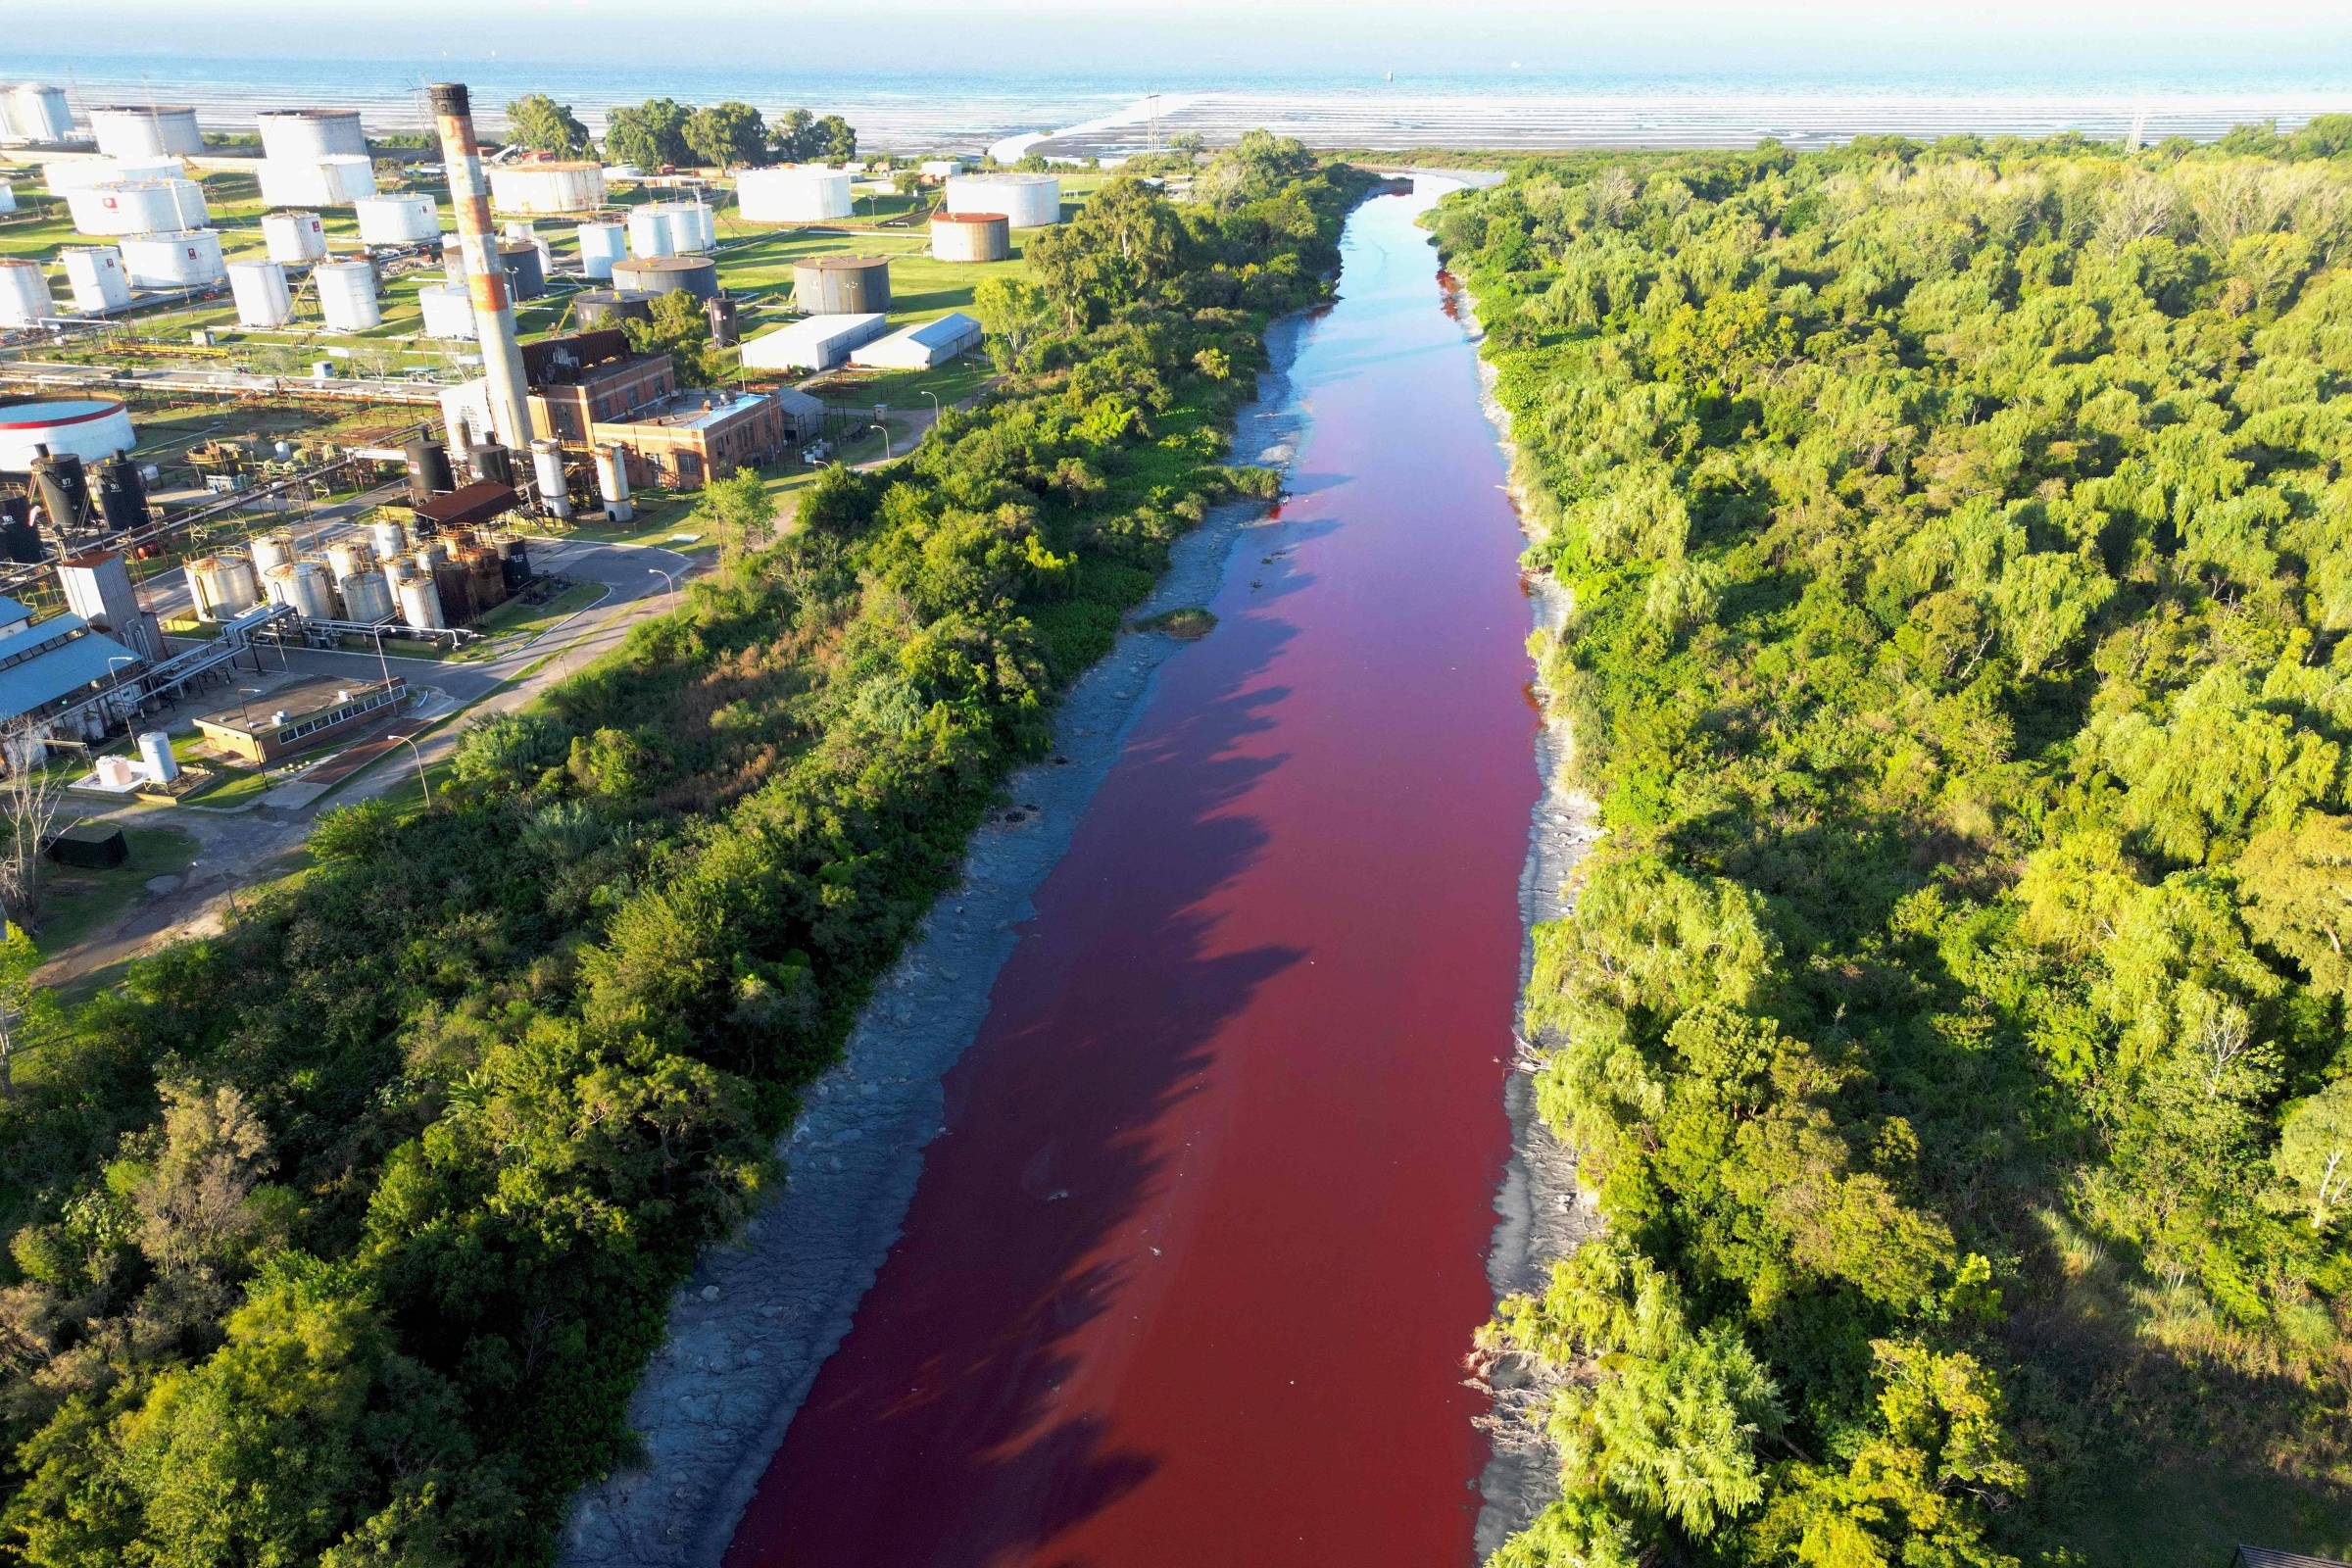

left=726, top=177, right=1540, bottom=1568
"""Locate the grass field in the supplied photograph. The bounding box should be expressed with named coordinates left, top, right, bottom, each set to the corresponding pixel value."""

left=26, top=823, right=200, bottom=957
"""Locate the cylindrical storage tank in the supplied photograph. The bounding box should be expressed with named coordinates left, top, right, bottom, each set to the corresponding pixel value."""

left=735, top=167, right=852, bottom=222
left=88, top=106, right=204, bottom=160
left=0, top=183, right=15, bottom=216
left=497, top=536, right=533, bottom=596
left=0, top=260, right=53, bottom=326
left=530, top=438, right=570, bottom=519
left=499, top=241, right=546, bottom=302
left=255, top=109, right=368, bottom=163
left=370, top=520, right=411, bottom=563
left=262, top=210, right=327, bottom=264
left=626, top=204, right=675, bottom=260
left=249, top=530, right=294, bottom=576
left=61, top=246, right=132, bottom=313
left=226, top=259, right=294, bottom=327
left=930, top=211, right=1011, bottom=263
left=440, top=237, right=465, bottom=280
left=417, top=283, right=476, bottom=339
left=574, top=287, right=659, bottom=327
left=694, top=201, right=717, bottom=250
left=0, top=398, right=134, bottom=468
left=314, top=259, right=379, bottom=330
left=793, top=254, right=891, bottom=315
left=470, top=443, right=515, bottom=487
left=183, top=558, right=215, bottom=619
left=117, top=230, right=224, bottom=289
left=594, top=443, right=633, bottom=522
left=576, top=220, right=627, bottom=278
left=325, top=538, right=375, bottom=581
left=315, top=154, right=376, bottom=204
left=354, top=193, right=437, bottom=245
left=432, top=562, right=475, bottom=625
left=137, top=730, right=179, bottom=784
left=944, top=172, right=1059, bottom=228
left=487, top=162, right=605, bottom=215
left=45, top=157, right=180, bottom=191
left=414, top=542, right=449, bottom=575
left=67, top=177, right=207, bottom=236
left=612, top=254, right=717, bottom=303
left=463, top=546, right=505, bottom=612
left=198, top=551, right=260, bottom=615
left=390, top=567, right=444, bottom=630
left=9, top=86, right=74, bottom=146
left=705, top=295, right=738, bottom=347
left=264, top=558, right=337, bottom=620
left=403, top=436, right=455, bottom=503
left=340, top=568, right=394, bottom=623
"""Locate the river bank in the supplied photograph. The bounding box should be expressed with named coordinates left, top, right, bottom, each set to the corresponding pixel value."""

left=558, top=313, right=1314, bottom=1568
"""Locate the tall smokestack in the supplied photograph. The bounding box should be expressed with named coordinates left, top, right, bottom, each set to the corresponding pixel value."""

left=429, top=82, right=532, bottom=455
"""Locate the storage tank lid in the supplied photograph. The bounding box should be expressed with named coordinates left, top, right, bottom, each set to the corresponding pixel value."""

left=0, top=397, right=127, bottom=429
left=797, top=254, right=891, bottom=270
left=619, top=256, right=713, bottom=273
left=934, top=211, right=1009, bottom=224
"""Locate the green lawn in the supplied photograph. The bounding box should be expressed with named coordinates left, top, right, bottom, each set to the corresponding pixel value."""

left=27, top=824, right=201, bottom=956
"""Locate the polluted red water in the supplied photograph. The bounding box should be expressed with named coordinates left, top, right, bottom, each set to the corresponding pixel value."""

left=725, top=180, right=1540, bottom=1568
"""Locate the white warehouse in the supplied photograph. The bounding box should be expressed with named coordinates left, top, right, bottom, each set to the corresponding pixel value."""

left=739, top=313, right=888, bottom=371
left=850, top=311, right=983, bottom=370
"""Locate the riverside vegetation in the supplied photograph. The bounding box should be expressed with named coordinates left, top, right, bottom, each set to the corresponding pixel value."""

left=1438, top=120, right=2352, bottom=1566
left=0, top=134, right=1370, bottom=1566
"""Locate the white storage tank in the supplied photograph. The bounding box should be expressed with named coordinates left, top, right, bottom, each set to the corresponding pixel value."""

left=61, top=247, right=132, bottom=313
left=368, top=517, right=409, bottom=560
left=339, top=568, right=394, bottom=623
left=325, top=538, right=375, bottom=581
left=256, top=109, right=368, bottom=163
left=488, top=162, right=605, bottom=215
left=191, top=553, right=260, bottom=617
left=226, top=259, right=294, bottom=327
left=44, top=157, right=180, bottom=191
left=576, top=220, right=627, bottom=279
left=354, top=193, right=437, bottom=245
left=314, top=259, right=380, bottom=331
left=391, top=567, right=444, bottom=630
left=531, top=438, right=570, bottom=519
left=118, top=230, right=225, bottom=289
left=0, top=398, right=134, bottom=469
left=626, top=204, right=674, bottom=260
left=258, top=154, right=375, bottom=208
left=137, top=730, right=179, bottom=784
left=262, top=210, right=327, bottom=264
left=0, top=259, right=53, bottom=326
left=67, top=177, right=208, bottom=236
left=594, top=443, right=633, bottom=523
left=7, top=86, right=74, bottom=146
left=0, top=182, right=15, bottom=216
left=944, top=172, right=1060, bottom=228
left=417, top=283, right=476, bottom=340
left=264, top=559, right=337, bottom=621
left=88, top=106, right=205, bottom=160
left=736, top=168, right=853, bottom=223
left=249, top=530, right=295, bottom=577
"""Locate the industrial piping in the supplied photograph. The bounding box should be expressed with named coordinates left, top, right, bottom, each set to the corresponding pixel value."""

left=429, top=82, right=533, bottom=460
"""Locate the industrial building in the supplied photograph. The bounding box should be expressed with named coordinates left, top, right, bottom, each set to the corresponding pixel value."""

left=793, top=255, right=892, bottom=315
left=851, top=311, right=983, bottom=370
left=943, top=172, right=1061, bottom=227
left=587, top=390, right=790, bottom=489
left=194, top=676, right=407, bottom=764
left=740, top=313, right=889, bottom=371
left=0, top=609, right=145, bottom=732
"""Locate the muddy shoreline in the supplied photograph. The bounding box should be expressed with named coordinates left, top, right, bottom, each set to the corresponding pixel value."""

left=557, top=314, right=1315, bottom=1568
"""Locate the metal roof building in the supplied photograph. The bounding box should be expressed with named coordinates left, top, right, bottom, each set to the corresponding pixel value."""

left=0, top=612, right=142, bottom=726
left=739, top=313, right=889, bottom=372
left=850, top=311, right=983, bottom=370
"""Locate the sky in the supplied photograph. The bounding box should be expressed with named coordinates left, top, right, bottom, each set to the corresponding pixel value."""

left=7, top=0, right=2350, bottom=81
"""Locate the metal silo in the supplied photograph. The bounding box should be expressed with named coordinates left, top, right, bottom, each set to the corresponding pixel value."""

left=576, top=220, right=626, bottom=278
left=612, top=254, right=717, bottom=302
left=117, top=230, right=224, bottom=289
left=594, top=443, right=633, bottom=523
left=87, top=105, right=204, bottom=160
left=944, top=172, right=1060, bottom=228
left=390, top=567, right=444, bottom=629
left=8, top=86, right=74, bottom=146
left=0, top=259, right=53, bottom=326
left=339, top=568, right=394, bottom=623
left=263, top=210, right=327, bottom=264
left=264, top=559, right=336, bottom=621
left=138, top=730, right=179, bottom=783
left=792, top=254, right=891, bottom=315
left=626, top=204, right=675, bottom=260
left=62, top=246, right=133, bottom=313
left=256, top=109, right=368, bottom=162
left=250, top=530, right=295, bottom=576
left=370, top=517, right=410, bottom=560
left=499, top=241, right=546, bottom=301
left=930, top=211, right=1010, bottom=263
left=198, top=552, right=260, bottom=615
left=355, top=194, right=438, bottom=245
left=530, top=438, right=570, bottom=519
left=417, top=284, right=476, bottom=339
left=325, top=537, right=376, bottom=581
left=227, top=259, right=294, bottom=327
left=735, top=168, right=852, bottom=222
left=314, top=259, right=380, bottom=330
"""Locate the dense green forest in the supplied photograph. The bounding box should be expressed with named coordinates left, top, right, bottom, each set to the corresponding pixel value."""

left=1439, top=118, right=2352, bottom=1567
left=0, top=134, right=1370, bottom=1566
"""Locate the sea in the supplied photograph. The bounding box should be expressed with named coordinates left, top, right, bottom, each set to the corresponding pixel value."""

left=4, top=52, right=2346, bottom=156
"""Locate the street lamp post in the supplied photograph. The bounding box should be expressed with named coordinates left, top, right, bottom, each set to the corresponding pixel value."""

left=369, top=625, right=391, bottom=685
left=647, top=566, right=676, bottom=603
left=103, top=656, right=139, bottom=724
left=875, top=403, right=891, bottom=462
left=922, top=389, right=942, bottom=428
left=396, top=733, right=432, bottom=806
left=236, top=686, right=261, bottom=728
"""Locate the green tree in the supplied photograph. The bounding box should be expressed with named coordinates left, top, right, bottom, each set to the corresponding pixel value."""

left=603, top=98, right=690, bottom=171
left=684, top=101, right=767, bottom=170
left=503, top=93, right=589, bottom=158
left=694, top=466, right=776, bottom=557
left=2278, top=1080, right=2352, bottom=1231
left=623, top=288, right=721, bottom=387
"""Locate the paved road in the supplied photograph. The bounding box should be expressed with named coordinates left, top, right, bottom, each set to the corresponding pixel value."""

left=34, top=532, right=698, bottom=987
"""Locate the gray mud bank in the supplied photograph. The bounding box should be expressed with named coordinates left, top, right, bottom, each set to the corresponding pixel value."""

left=559, top=316, right=1314, bottom=1568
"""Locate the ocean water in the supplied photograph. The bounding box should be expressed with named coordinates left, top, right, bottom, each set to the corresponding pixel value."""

left=8, top=51, right=2346, bottom=152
